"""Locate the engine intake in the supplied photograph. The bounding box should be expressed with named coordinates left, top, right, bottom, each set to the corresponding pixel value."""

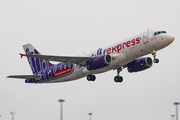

left=87, top=55, right=112, bottom=70
left=127, top=57, right=153, bottom=73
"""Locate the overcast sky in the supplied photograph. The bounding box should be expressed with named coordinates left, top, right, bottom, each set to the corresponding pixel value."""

left=0, top=0, right=180, bottom=120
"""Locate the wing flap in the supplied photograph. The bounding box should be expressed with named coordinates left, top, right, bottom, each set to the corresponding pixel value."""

left=7, top=75, right=41, bottom=79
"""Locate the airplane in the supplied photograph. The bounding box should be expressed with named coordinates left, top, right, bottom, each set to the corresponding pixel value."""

left=7, top=29, right=175, bottom=83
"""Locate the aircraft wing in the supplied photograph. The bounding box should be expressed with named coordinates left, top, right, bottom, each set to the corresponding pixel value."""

left=20, top=54, right=94, bottom=66
left=7, top=75, right=41, bottom=79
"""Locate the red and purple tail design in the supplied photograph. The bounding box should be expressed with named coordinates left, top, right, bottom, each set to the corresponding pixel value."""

left=23, top=44, right=53, bottom=74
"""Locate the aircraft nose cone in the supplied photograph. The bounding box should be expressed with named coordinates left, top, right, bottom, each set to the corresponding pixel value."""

left=167, top=34, right=175, bottom=43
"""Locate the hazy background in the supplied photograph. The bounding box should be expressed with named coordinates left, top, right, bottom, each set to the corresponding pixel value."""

left=0, top=0, right=180, bottom=120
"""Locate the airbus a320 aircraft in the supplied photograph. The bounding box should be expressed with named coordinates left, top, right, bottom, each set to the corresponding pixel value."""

left=7, top=30, right=174, bottom=83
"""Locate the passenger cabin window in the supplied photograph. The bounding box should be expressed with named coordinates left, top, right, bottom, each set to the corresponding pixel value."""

left=154, top=31, right=167, bottom=36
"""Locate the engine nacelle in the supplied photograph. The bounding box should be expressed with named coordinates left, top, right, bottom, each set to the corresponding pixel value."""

left=87, top=55, right=112, bottom=70
left=127, top=57, right=153, bottom=73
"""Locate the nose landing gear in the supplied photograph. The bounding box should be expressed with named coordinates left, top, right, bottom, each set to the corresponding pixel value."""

left=114, top=67, right=123, bottom=83
left=151, top=50, right=159, bottom=63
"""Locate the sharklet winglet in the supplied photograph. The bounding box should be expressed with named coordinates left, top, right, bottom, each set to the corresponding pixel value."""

left=19, top=53, right=24, bottom=58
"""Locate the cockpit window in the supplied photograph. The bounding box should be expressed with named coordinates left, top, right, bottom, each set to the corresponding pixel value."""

left=161, top=31, right=167, bottom=33
left=154, top=31, right=167, bottom=36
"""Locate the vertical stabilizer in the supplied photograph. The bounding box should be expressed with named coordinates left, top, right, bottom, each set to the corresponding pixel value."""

left=23, top=44, right=53, bottom=74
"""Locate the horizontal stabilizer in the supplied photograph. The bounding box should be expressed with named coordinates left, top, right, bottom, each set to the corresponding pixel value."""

left=19, top=53, right=24, bottom=58
left=7, top=75, right=41, bottom=79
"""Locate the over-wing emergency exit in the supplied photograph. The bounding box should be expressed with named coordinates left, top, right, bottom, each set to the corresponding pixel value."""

left=7, top=30, right=175, bottom=83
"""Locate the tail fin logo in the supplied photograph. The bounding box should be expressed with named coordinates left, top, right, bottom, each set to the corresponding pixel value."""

left=26, top=48, right=36, bottom=74
left=23, top=44, right=53, bottom=74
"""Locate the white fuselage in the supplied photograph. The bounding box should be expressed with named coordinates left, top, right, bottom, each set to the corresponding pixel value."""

left=47, top=30, right=174, bottom=83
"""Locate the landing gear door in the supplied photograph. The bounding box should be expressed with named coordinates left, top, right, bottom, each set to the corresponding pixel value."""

left=143, top=31, right=149, bottom=44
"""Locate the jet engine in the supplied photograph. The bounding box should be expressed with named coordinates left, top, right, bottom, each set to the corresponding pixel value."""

left=87, top=55, right=112, bottom=70
left=127, top=57, right=153, bottom=73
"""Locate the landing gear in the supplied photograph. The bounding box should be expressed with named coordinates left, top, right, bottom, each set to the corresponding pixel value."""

left=151, top=50, right=159, bottom=63
left=114, top=67, right=123, bottom=83
left=153, top=59, right=159, bottom=63
left=87, top=75, right=96, bottom=81
left=114, top=76, right=123, bottom=82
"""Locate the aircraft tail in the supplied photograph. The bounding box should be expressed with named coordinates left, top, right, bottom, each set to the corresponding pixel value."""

left=23, top=44, right=53, bottom=74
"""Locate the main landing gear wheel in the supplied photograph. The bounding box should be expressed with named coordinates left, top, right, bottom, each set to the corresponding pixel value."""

left=87, top=75, right=96, bottom=81
left=114, top=67, right=123, bottom=83
left=114, top=76, right=123, bottom=83
left=151, top=50, right=159, bottom=63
